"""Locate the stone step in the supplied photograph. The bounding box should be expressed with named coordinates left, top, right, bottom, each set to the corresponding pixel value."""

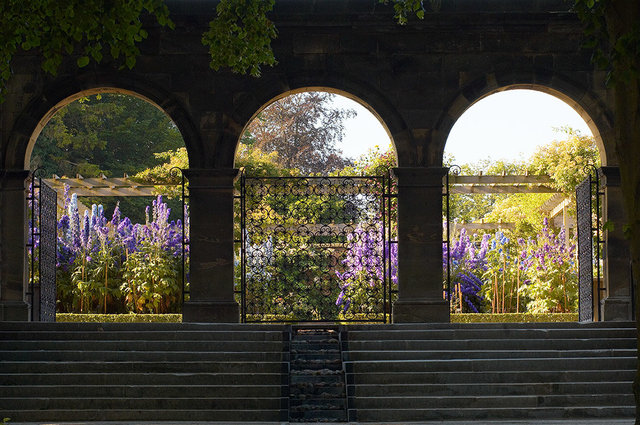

left=345, top=321, right=636, bottom=330
left=2, top=339, right=285, bottom=351
left=351, top=406, right=636, bottom=422
left=0, top=360, right=286, bottom=374
left=0, top=396, right=284, bottom=410
left=1, top=409, right=284, bottom=422
left=346, top=357, right=636, bottom=373
left=349, top=394, right=635, bottom=409
left=346, top=337, right=636, bottom=351
left=290, top=373, right=344, bottom=385
left=349, top=381, right=633, bottom=397
left=0, top=321, right=286, bottom=329
left=290, top=397, right=346, bottom=407
left=0, top=330, right=285, bottom=341
left=0, top=350, right=286, bottom=362
left=289, top=344, right=340, bottom=358
left=1, top=372, right=285, bottom=386
left=0, top=384, right=286, bottom=398
left=291, top=358, right=342, bottom=370
left=345, top=348, right=637, bottom=361
left=347, top=369, right=635, bottom=385
left=346, top=328, right=636, bottom=340
left=291, top=342, right=339, bottom=351
left=291, top=382, right=345, bottom=396
left=290, top=409, right=346, bottom=422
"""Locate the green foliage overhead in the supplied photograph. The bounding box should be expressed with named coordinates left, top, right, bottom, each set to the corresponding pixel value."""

left=202, top=0, right=277, bottom=77
left=0, top=0, right=431, bottom=100
left=0, top=0, right=173, bottom=100
left=572, top=0, right=640, bottom=85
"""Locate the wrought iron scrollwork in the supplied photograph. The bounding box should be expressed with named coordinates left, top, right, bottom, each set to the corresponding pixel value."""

left=27, top=169, right=57, bottom=322
left=576, top=165, right=603, bottom=322
left=170, top=167, right=189, bottom=306
left=240, top=175, right=393, bottom=323
left=443, top=165, right=460, bottom=302
left=38, top=182, right=57, bottom=322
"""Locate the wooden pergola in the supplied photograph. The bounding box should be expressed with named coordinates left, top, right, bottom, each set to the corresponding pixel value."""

left=447, top=174, right=560, bottom=194
left=44, top=174, right=159, bottom=197
left=446, top=174, right=564, bottom=233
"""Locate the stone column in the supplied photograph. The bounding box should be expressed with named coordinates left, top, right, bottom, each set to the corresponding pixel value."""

left=0, top=170, right=30, bottom=321
left=182, top=168, right=240, bottom=322
left=599, top=166, right=633, bottom=321
left=391, top=167, right=449, bottom=322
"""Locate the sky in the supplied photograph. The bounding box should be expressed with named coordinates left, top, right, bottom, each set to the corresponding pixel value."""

left=333, top=89, right=594, bottom=164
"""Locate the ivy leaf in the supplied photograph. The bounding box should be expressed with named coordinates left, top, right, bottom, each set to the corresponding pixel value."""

left=77, top=56, right=90, bottom=67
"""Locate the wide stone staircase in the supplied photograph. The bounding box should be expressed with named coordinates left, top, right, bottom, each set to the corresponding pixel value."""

left=0, top=321, right=636, bottom=423
left=0, top=322, right=288, bottom=422
left=344, top=321, right=637, bottom=422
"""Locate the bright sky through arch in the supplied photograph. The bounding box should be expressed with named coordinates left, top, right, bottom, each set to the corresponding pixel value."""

left=334, top=89, right=594, bottom=164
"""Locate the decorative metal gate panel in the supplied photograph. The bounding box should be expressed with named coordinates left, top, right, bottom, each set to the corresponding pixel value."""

left=38, top=182, right=57, bottom=322
left=28, top=174, right=57, bottom=322
left=239, top=175, right=394, bottom=322
left=576, top=170, right=602, bottom=322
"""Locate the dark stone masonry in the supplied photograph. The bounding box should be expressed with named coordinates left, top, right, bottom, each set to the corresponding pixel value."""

left=0, top=0, right=632, bottom=322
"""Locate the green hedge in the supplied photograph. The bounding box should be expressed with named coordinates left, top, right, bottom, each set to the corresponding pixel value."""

left=56, top=313, right=182, bottom=323
left=450, top=313, right=578, bottom=323
left=56, top=312, right=578, bottom=323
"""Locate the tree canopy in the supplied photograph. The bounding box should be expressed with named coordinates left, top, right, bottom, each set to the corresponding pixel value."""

left=242, top=92, right=356, bottom=174
left=30, top=93, right=184, bottom=178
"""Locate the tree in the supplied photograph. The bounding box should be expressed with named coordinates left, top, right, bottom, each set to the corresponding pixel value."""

left=30, top=93, right=184, bottom=178
left=29, top=93, right=185, bottom=223
left=242, top=92, right=356, bottom=174
left=527, top=127, right=600, bottom=194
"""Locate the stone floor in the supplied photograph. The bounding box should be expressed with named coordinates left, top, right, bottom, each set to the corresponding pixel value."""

left=8, top=420, right=637, bottom=425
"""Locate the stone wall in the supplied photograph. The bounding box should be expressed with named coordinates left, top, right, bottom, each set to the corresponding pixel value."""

left=0, top=0, right=630, bottom=322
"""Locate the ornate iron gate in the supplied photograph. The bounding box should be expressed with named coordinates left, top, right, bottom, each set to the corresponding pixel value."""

left=576, top=168, right=603, bottom=322
left=170, top=167, right=190, bottom=307
left=27, top=172, right=57, bottom=322
left=238, top=175, right=395, bottom=323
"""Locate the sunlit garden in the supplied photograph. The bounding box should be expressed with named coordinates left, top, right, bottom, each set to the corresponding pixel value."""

left=28, top=91, right=598, bottom=322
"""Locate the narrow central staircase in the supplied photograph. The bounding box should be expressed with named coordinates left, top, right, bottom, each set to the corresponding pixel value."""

left=288, top=326, right=348, bottom=422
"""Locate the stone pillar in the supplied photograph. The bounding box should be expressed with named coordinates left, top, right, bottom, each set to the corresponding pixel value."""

left=391, top=167, right=449, bottom=322
left=182, top=168, right=240, bottom=322
left=599, top=166, right=633, bottom=321
left=0, top=170, right=30, bottom=321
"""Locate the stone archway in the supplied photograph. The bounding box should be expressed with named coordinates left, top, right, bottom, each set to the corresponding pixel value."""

left=434, top=79, right=631, bottom=321
left=0, top=80, right=197, bottom=321
left=1, top=0, right=631, bottom=322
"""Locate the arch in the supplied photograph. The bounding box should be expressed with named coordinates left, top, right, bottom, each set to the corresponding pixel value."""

left=3, top=73, right=201, bottom=171
left=433, top=73, right=615, bottom=166
left=226, top=75, right=409, bottom=168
